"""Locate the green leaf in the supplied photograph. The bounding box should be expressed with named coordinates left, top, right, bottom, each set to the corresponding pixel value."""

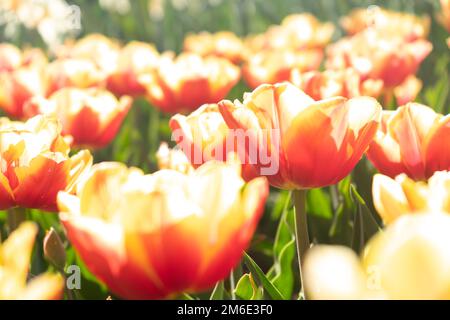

left=271, top=238, right=296, bottom=299
left=209, top=281, right=225, bottom=300
left=243, top=253, right=285, bottom=300
left=234, top=273, right=260, bottom=300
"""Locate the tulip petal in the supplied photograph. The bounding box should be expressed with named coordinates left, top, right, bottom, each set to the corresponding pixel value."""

left=424, top=115, right=450, bottom=178
left=0, top=172, right=14, bottom=210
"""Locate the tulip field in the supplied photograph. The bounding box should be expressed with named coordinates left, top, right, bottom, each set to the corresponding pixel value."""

left=0, top=0, right=450, bottom=301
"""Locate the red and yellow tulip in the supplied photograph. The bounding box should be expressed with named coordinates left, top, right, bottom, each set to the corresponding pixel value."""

left=139, top=53, right=240, bottom=114
left=367, top=103, right=450, bottom=180
left=0, top=222, right=64, bottom=299
left=58, top=159, right=268, bottom=299
left=218, top=82, right=382, bottom=189
left=0, top=115, right=92, bottom=211
left=24, top=88, right=132, bottom=149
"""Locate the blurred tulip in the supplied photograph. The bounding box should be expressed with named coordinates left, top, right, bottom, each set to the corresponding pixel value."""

left=43, top=227, right=67, bottom=271
left=290, top=68, right=383, bottom=100
left=107, top=41, right=160, bottom=96
left=340, top=7, right=430, bottom=41
left=0, top=115, right=92, bottom=211
left=304, top=213, right=450, bottom=299
left=56, top=34, right=120, bottom=75
left=0, top=66, right=48, bottom=118
left=245, top=13, right=334, bottom=52
left=156, top=142, right=194, bottom=174
left=183, top=31, right=246, bottom=64
left=169, top=103, right=258, bottom=181
left=24, top=88, right=132, bottom=149
left=373, top=171, right=450, bottom=224
left=326, top=30, right=432, bottom=88
left=242, top=49, right=323, bottom=89
left=0, top=44, right=47, bottom=72
left=218, top=82, right=381, bottom=189
left=46, top=58, right=107, bottom=95
left=0, top=222, right=64, bottom=299
left=437, top=0, right=450, bottom=33
left=367, top=103, right=450, bottom=180
left=58, top=159, right=268, bottom=299
left=139, top=53, right=240, bottom=114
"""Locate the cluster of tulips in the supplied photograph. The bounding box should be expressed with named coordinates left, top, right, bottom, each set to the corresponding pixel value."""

left=0, top=2, right=449, bottom=300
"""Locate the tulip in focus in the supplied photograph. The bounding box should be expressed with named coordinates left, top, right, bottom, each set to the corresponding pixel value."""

left=183, top=31, right=246, bottom=64
left=24, top=87, right=132, bottom=149
left=107, top=41, right=160, bottom=96
left=373, top=171, right=450, bottom=224
left=367, top=103, right=450, bottom=180
left=0, top=222, right=64, bottom=300
left=169, top=103, right=258, bottom=181
left=242, top=49, right=323, bottom=89
left=304, top=213, right=450, bottom=299
left=58, top=159, right=268, bottom=299
left=139, top=53, right=240, bottom=114
left=218, top=82, right=382, bottom=189
left=290, top=68, right=383, bottom=100
left=0, top=115, right=92, bottom=211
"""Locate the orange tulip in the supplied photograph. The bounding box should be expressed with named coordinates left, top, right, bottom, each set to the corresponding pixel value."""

left=326, top=30, right=432, bottom=89
left=24, top=88, right=132, bottom=149
left=218, top=82, right=382, bottom=189
left=107, top=41, right=160, bottom=96
left=290, top=68, right=383, bottom=101
left=183, top=31, right=246, bottom=64
left=139, top=52, right=240, bottom=114
left=0, top=66, right=48, bottom=118
left=367, top=103, right=450, bottom=180
left=46, top=58, right=107, bottom=95
left=0, top=222, right=64, bottom=299
left=373, top=171, right=450, bottom=225
left=169, top=103, right=258, bottom=181
left=340, top=8, right=430, bottom=41
left=58, top=159, right=268, bottom=299
left=242, top=49, right=323, bottom=89
left=0, top=115, right=92, bottom=211
left=245, top=13, right=334, bottom=52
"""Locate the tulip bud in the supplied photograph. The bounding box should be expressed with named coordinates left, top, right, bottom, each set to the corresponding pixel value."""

left=44, top=228, right=66, bottom=271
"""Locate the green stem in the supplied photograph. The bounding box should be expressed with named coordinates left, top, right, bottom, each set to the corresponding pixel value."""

left=293, top=189, right=309, bottom=300
left=7, top=207, right=27, bottom=233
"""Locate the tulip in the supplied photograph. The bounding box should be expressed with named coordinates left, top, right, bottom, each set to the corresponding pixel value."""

left=107, top=41, right=160, bottom=96
left=169, top=103, right=258, bottom=181
left=0, top=66, right=48, bottom=119
left=156, top=142, right=194, bottom=174
left=326, top=30, right=432, bottom=89
left=340, top=8, right=430, bottom=41
left=437, top=0, right=450, bottom=34
left=218, top=82, right=382, bottom=189
left=304, top=214, right=450, bottom=299
left=245, top=14, right=334, bottom=52
left=183, top=31, right=246, bottom=64
left=56, top=34, right=120, bottom=75
left=139, top=52, right=240, bottom=114
left=373, top=171, right=450, bottom=224
left=0, top=115, right=92, bottom=211
left=24, top=87, right=132, bottom=149
left=46, top=58, right=107, bottom=95
left=366, top=103, right=450, bottom=180
left=0, top=44, right=47, bottom=72
left=58, top=159, right=268, bottom=299
left=0, top=222, right=64, bottom=299
left=242, top=49, right=323, bottom=89
left=290, top=68, right=383, bottom=101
